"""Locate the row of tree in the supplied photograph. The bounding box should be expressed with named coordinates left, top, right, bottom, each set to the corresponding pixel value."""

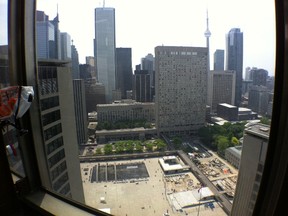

left=95, top=139, right=167, bottom=155
left=198, top=122, right=245, bottom=156
left=96, top=119, right=152, bottom=130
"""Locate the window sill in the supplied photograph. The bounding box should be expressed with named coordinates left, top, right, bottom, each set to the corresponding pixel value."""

left=21, top=189, right=109, bottom=216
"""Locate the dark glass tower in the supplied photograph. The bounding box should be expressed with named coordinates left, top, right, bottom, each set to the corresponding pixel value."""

left=116, top=48, right=132, bottom=99
left=226, top=28, right=243, bottom=106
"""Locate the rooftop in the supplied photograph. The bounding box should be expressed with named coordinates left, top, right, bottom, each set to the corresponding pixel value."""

left=219, top=103, right=237, bottom=108
left=245, top=123, right=270, bottom=139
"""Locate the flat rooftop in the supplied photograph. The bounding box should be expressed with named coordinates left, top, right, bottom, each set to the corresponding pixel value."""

left=80, top=157, right=227, bottom=216
left=218, top=103, right=237, bottom=108
left=245, top=123, right=270, bottom=139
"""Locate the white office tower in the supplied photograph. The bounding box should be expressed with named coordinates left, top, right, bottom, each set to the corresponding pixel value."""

left=155, top=46, right=208, bottom=135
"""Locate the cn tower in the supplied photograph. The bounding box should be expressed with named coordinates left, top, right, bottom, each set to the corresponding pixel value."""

left=204, top=10, right=211, bottom=70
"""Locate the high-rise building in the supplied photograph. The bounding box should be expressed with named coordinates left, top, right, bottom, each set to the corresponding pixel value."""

left=86, top=56, right=96, bottom=78
left=251, top=68, right=268, bottom=86
left=116, top=48, right=132, bottom=99
left=231, top=123, right=269, bottom=216
left=71, top=43, right=80, bottom=79
left=84, top=78, right=106, bottom=113
left=226, top=28, right=243, bottom=106
left=37, top=61, right=85, bottom=203
left=73, top=79, right=88, bottom=145
left=94, top=7, right=116, bottom=103
left=155, top=46, right=207, bottom=135
left=248, top=85, right=270, bottom=115
left=214, top=49, right=224, bottom=70
left=207, top=70, right=236, bottom=112
left=60, top=32, right=71, bottom=60
left=79, top=64, right=92, bottom=80
left=133, top=70, right=151, bottom=102
left=141, top=53, right=155, bottom=100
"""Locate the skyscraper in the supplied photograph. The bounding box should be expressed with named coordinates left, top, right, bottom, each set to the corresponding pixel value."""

left=133, top=69, right=151, bottom=102
left=116, top=48, right=132, bottom=99
left=226, top=28, right=243, bottom=106
left=73, top=79, right=88, bottom=145
left=141, top=53, right=155, bottom=100
left=60, top=32, right=71, bottom=60
left=94, top=7, right=116, bottom=103
left=71, top=43, right=80, bottom=79
left=214, top=49, right=224, bottom=70
left=251, top=68, right=268, bottom=86
left=155, top=46, right=208, bottom=135
left=248, top=85, right=270, bottom=115
left=207, top=70, right=236, bottom=112
left=37, top=61, right=85, bottom=203
left=231, top=123, right=269, bottom=216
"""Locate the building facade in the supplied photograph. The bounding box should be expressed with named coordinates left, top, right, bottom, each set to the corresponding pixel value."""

left=71, top=43, right=80, bottom=79
left=97, top=101, right=155, bottom=123
left=207, top=70, right=236, bottom=112
left=94, top=7, right=116, bottom=103
left=251, top=68, right=268, bottom=86
left=116, top=48, right=132, bottom=98
left=225, top=146, right=242, bottom=169
left=248, top=85, right=270, bottom=115
left=84, top=78, right=106, bottom=113
left=213, top=49, right=224, bottom=71
left=231, top=123, right=269, bottom=216
left=73, top=79, right=88, bottom=145
left=133, top=70, right=151, bottom=102
left=226, top=28, right=243, bottom=107
left=37, top=61, right=85, bottom=203
left=60, top=32, right=71, bottom=60
left=155, top=46, right=208, bottom=135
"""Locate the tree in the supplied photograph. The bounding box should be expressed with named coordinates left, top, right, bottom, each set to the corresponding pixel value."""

left=231, top=137, right=240, bottom=146
left=95, top=148, right=102, bottom=155
left=260, top=117, right=271, bottom=125
left=104, top=144, right=113, bottom=155
left=146, top=142, right=154, bottom=151
left=216, top=135, right=230, bottom=156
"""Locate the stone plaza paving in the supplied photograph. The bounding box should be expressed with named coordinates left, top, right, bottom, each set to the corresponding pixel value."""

left=80, top=157, right=228, bottom=216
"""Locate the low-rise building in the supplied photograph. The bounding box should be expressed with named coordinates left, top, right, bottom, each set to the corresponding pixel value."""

left=225, top=146, right=242, bottom=169
left=97, top=100, right=155, bottom=123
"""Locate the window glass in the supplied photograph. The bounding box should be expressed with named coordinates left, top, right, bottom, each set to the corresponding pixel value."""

left=33, top=0, right=275, bottom=215
left=1, top=0, right=25, bottom=178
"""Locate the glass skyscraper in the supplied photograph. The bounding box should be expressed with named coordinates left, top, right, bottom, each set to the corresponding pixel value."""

left=226, top=28, right=243, bottom=106
left=94, top=7, right=116, bottom=103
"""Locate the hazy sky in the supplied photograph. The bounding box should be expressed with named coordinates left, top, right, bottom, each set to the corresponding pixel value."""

left=1, top=0, right=276, bottom=76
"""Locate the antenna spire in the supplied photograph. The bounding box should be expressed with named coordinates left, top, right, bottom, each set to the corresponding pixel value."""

left=103, top=0, right=105, bottom=8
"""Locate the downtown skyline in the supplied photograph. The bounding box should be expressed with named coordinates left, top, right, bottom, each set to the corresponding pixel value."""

left=31, top=0, right=276, bottom=76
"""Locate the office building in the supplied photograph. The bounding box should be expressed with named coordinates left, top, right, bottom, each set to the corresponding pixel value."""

left=248, top=85, right=270, bottom=115
left=116, top=48, right=132, bottom=98
left=71, top=43, right=80, bottom=79
left=60, top=33, right=71, bottom=60
left=37, top=60, right=85, bottom=203
left=94, top=7, right=116, bottom=103
left=231, top=123, right=269, bottom=216
left=207, top=70, right=236, bottom=112
left=86, top=56, right=96, bottom=78
left=133, top=70, right=151, bottom=102
left=97, top=100, right=155, bottom=123
left=214, top=49, right=224, bottom=71
left=79, top=64, right=92, bottom=80
left=73, top=79, right=88, bottom=145
left=155, top=46, right=208, bottom=135
left=251, top=68, right=268, bottom=86
left=225, top=146, right=242, bottom=169
left=217, top=103, right=238, bottom=121
left=84, top=78, right=106, bottom=113
left=226, top=28, right=243, bottom=106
